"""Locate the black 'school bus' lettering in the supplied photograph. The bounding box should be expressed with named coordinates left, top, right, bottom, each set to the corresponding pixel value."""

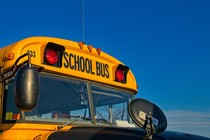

left=96, top=61, right=109, bottom=78
left=64, top=52, right=109, bottom=78
left=63, top=52, right=95, bottom=75
left=63, top=52, right=69, bottom=68
left=105, top=64, right=109, bottom=78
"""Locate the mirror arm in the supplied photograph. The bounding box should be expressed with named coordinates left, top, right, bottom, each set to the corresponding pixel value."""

left=13, top=53, right=29, bottom=67
left=0, top=53, right=30, bottom=81
left=149, top=112, right=154, bottom=136
left=20, top=110, right=25, bottom=120
left=144, top=112, right=154, bottom=140
left=28, top=53, right=32, bottom=68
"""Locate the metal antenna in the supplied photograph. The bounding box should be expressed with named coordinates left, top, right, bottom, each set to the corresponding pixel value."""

left=82, top=0, right=85, bottom=43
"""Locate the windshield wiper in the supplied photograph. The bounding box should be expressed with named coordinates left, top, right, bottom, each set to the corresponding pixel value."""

left=96, top=118, right=113, bottom=126
left=57, top=119, right=79, bottom=130
left=57, top=115, right=113, bottom=130
left=57, top=115, right=92, bottom=130
left=64, top=114, right=92, bottom=121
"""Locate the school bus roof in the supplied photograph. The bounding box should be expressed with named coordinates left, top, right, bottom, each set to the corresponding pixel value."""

left=0, top=36, right=138, bottom=94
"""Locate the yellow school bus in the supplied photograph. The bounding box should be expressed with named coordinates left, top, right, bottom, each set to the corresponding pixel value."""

left=0, top=36, right=139, bottom=139
left=1, top=36, right=208, bottom=140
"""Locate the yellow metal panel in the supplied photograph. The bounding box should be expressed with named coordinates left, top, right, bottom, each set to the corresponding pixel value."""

left=0, top=36, right=138, bottom=93
left=0, top=123, right=73, bottom=140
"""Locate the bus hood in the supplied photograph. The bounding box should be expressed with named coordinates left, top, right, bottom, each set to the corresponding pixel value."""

left=37, top=126, right=210, bottom=140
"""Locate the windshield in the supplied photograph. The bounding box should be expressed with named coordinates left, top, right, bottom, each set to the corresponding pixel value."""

left=4, top=73, right=135, bottom=126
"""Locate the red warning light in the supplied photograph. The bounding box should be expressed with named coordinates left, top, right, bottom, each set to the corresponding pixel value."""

left=45, top=49, right=58, bottom=65
left=115, top=69, right=124, bottom=82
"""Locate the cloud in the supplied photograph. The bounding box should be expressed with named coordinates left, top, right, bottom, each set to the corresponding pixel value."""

left=164, top=110, right=210, bottom=138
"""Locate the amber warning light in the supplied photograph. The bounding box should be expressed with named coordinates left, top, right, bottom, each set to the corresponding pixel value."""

left=43, top=42, right=65, bottom=67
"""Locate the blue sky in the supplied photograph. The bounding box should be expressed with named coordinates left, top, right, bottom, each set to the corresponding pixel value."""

left=0, top=0, right=210, bottom=137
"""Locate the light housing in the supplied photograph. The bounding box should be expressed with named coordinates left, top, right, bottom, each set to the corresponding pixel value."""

left=43, top=42, right=65, bottom=67
left=115, top=64, right=129, bottom=84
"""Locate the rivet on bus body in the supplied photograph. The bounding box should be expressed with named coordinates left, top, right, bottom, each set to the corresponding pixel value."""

left=96, top=48, right=102, bottom=55
left=87, top=45, right=93, bottom=52
left=78, top=42, right=84, bottom=49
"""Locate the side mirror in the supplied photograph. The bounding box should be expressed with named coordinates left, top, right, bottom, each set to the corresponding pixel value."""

left=128, top=98, right=167, bottom=138
left=14, top=65, right=40, bottom=111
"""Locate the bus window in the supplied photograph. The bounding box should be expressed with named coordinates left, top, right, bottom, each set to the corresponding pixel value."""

left=3, top=79, right=20, bottom=121
left=3, top=72, right=134, bottom=126
left=3, top=73, right=91, bottom=123
left=91, top=84, right=133, bottom=124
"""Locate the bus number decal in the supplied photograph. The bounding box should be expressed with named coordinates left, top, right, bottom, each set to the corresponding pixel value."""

left=27, top=50, right=36, bottom=58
